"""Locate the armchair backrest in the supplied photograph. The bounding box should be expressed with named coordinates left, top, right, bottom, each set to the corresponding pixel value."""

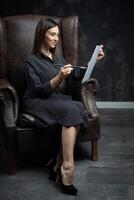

left=0, top=15, right=78, bottom=99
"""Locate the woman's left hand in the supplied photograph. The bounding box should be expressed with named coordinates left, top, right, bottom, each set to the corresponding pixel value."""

left=97, top=45, right=105, bottom=61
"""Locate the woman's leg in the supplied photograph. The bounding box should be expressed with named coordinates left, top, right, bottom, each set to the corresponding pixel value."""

left=61, top=125, right=79, bottom=185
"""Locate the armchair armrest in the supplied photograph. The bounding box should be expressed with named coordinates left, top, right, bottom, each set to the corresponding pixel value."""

left=80, top=78, right=99, bottom=119
left=0, top=79, right=18, bottom=127
left=82, top=78, right=99, bottom=93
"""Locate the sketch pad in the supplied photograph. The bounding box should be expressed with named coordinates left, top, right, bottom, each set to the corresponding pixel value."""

left=81, top=45, right=101, bottom=84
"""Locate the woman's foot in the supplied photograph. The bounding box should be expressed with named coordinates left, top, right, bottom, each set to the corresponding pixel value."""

left=60, top=182, right=78, bottom=195
left=59, top=164, right=78, bottom=195
left=47, top=159, right=78, bottom=195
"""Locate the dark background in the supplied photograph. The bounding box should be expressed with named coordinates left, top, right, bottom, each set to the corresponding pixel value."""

left=0, top=0, right=133, bottom=101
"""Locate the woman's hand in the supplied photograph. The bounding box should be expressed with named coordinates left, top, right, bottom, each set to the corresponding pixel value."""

left=50, top=64, right=73, bottom=90
left=58, top=64, right=73, bottom=79
left=97, top=45, right=105, bottom=61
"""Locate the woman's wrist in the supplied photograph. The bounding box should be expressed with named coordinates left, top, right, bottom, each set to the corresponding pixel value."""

left=57, top=73, right=64, bottom=82
left=50, top=74, right=63, bottom=90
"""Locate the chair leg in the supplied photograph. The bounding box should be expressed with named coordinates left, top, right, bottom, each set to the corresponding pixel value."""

left=8, top=151, right=17, bottom=175
left=0, top=148, right=16, bottom=175
left=91, top=140, right=98, bottom=161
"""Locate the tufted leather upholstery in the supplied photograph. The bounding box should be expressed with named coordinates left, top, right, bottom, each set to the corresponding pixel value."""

left=0, top=15, right=100, bottom=175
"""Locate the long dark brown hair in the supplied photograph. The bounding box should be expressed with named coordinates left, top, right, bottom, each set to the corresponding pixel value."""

left=32, top=18, right=59, bottom=55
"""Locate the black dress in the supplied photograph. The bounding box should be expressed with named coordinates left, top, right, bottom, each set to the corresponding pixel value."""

left=22, top=53, right=89, bottom=128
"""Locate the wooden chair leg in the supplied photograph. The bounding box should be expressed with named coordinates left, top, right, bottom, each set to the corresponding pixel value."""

left=91, top=140, right=98, bottom=161
left=8, top=151, right=17, bottom=175
left=6, top=127, right=17, bottom=175
left=0, top=148, right=16, bottom=175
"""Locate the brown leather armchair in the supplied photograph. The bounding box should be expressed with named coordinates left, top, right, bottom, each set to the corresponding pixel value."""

left=0, top=15, right=100, bottom=175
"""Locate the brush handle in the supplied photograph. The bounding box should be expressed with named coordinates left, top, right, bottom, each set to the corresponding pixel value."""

left=52, top=64, right=86, bottom=69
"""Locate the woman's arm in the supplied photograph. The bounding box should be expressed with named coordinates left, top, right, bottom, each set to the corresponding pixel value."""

left=26, top=61, right=73, bottom=97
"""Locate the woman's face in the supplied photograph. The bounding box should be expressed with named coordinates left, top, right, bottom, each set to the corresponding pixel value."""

left=43, top=26, right=59, bottom=49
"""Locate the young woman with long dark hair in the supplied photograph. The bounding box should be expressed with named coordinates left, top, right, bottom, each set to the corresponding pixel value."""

left=22, top=18, right=104, bottom=195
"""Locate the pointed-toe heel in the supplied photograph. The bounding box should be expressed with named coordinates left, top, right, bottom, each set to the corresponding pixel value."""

left=48, top=171, right=57, bottom=182
left=58, top=167, right=78, bottom=195
left=46, top=158, right=57, bottom=182
left=60, top=182, right=78, bottom=195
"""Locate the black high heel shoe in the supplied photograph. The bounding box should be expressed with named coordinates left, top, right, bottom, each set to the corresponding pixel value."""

left=49, top=169, right=57, bottom=182
left=60, top=182, right=78, bottom=196
left=47, top=160, right=78, bottom=195
left=46, top=158, right=57, bottom=182
left=57, top=167, right=78, bottom=196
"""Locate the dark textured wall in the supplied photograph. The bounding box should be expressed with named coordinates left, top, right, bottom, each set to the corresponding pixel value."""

left=0, top=0, right=133, bottom=101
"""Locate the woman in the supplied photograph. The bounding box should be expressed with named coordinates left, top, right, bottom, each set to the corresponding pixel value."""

left=22, top=18, right=104, bottom=195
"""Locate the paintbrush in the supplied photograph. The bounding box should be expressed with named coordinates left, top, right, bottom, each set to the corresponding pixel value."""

left=52, top=64, right=86, bottom=69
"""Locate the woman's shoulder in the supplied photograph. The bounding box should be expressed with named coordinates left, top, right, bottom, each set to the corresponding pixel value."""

left=26, top=54, right=44, bottom=68
left=26, top=54, right=38, bottom=62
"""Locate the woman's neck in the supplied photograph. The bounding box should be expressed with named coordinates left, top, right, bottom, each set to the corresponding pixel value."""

left=41, top=47, right=52, bottom=59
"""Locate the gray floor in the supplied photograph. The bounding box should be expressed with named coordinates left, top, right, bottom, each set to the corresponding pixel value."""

left=0, top=109, right=134, bottom=200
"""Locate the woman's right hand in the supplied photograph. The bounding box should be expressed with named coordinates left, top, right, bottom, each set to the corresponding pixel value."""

left=58, top=64, right=73, bottom=79
left=50, top=64, right=73, bottom=90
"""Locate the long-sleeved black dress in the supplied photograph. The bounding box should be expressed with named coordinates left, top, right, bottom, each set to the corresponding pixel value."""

left=22, top=53, right=89, bottom=128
